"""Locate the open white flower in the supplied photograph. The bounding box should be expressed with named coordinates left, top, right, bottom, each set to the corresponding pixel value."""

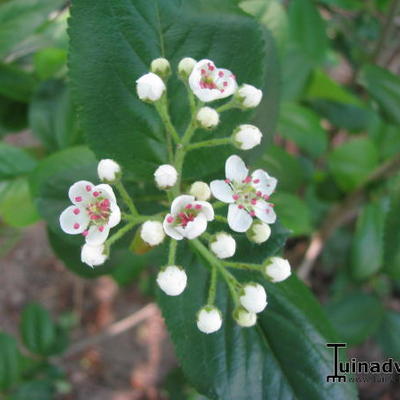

left=157, top=265, right=187, bottom=296
left=189, top=59, right=237, bottom=102
left=81, top=243, right=108, bottom=267
left=154, top=164, right=178, bottom=189
left=140, top=220, right=165, bottom=247
left=209, top=232, right=236, bottom=259
left=97, top=159, right=121, bottom=182
left=237, top=84, right=263, bottom=108
left=234, top=307, right=257, bottom=327
left=189, top=181, right=211, bottom=201
left=136, top=72, right=166, bottom=102
left=247, top=221, right=271, bottom=244
left=210, top=155, right=277, bottom=232
left=59, top=181, right=121, bottom=245
left=197, top=306, right=222, bottom=334
left=233, top=124, right=262, bottom=150
left=240, top=283, right=267, bottom=314
left=163, top=195, right=214, bottom=240
left=265, top=257, right=291, bottom=283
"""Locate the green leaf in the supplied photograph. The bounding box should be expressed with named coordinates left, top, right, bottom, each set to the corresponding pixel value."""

left=328, top=137, right=379, bottom=192
left=20, top=303, right=56, bottom=356
left=9, top=379, right=55, bottom=400
left=278, top=103, right=328, bottom=157
left=358, top=64, right=400, bottom=125
left=69, top=0, right=276, bottom=180
left=0, top=0, right=64, bottom=59
left=368, top=116, right=400, bottom=160
left=325, top=292, right=384, bottom=346
left=0, top=177, right=39, bottom=227
left=0, top=63, right=36, bottom=102
left=288, top=0, right=328, bottom=64
left=0, top=95, right=28, bottom=134
left=0, top=332, right=21, bottom=391
left=34, top=48, right=67, bottom=80
left=158, top=245, right=357, bottom=399
left=272, top=192, right=312, bottom=236
left=0, top=142, right=36, bottom=180
left=350, top=200, right=386, bottom=280
left=376, top=311, right=400, bottom=360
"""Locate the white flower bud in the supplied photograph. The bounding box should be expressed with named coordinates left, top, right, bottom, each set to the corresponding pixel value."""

left=189, top=181, right=211, bottom=201
left=265, top=257, right=291, bottom=283
left=247, top=221, right=271, bottom=244
left=233, top=124, right=262, bottom=150
left=178, top=57, right=197, bottom=77
left=196, top=306, right=222, bottom=334
left=97, top=159, right=121, bottom=182
left=157, top=265, right=187, bottom=296
left=196, top=107, right=220, bottom=129
left=81, top=243, right=108, bottom=267
left=240, top=283, right=267, bottom=314
left=209, top=232, right=236, bottom=259
left=154, top=164, right=178, bottom=189
left=237, top=84, right=263, bottom=108
left=140, top=220, right=165, bottom=246
left=234, top=307, right=257, bottom=327
left=150, top=57, right=170, bottom=78
left=136, top=72, right=166, bottom=102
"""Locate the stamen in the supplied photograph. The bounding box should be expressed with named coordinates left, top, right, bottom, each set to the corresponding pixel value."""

left=82, top=230, right=88, bottom=237
left=93, top=191, right=100, bottom=197
left=253, top=179, right=260, bottom=184
left=263, top=195, right=270, bottom=201
left=86, top=185, right=92, bottom=192
left=223, top=81, right=228, bottom=87
left=167, top=216, right=174, bottom=223
left=256, top=191, right=262, bottom=197
left=244, top=176, right=252, bottom=183
left=218, top=71, right=224, bottom=77
left=233, top=194, right=239, bottom=201
left=99, top=226, right=105, bottom=232
left=73, top=223, right=80, bottom=230
left=238, top=205, right=244, bottom=209
left=194, top=204, right=202, bottom=210
left=185, top=204, right=193, bottom=209
left=250, top=211, right=256, bottom=217
left=201, top=69, right=206, bottom=75
left=73, top=208, right=80, bottom=215
left=224, top=179, right=231, bottom=184
left=251, top=199, right=257, bottom=205
left=90, top=215, right=100, bottom=220
left=75, top=196, right=82, bottom=202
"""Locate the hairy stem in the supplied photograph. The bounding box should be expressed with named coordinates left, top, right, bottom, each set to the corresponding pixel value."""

left=207, top=264, right=218, bottom=305
left=186, top=137, right=232, bottom=151
left=224, top=261, right=263, bottom=272
left=168, top=239, right=177, bottom=265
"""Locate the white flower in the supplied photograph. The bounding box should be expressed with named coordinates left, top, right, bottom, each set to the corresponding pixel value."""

left=59, top=181, right=121, bottom=245
left=150, top=57, right=170, bottom=77
left=157, top=265, right=187, bottom=296
left=237, top=84, right=263, bottom=108
left=240, top=283, right=267, bottom=314
left=265, top=257, right=291, bottom=283
left=154, top=164, right=178, bottom=189
left=136, top=72, right=166, bottom=102
left=197, top=306, right=222, bottom=334
left=247, top=221, right=271, bottom=244
left=209, top=232, right=236, bottom=259
left=196, top=107, right=219, bottom=129
left=140, top=221, right=165, bottom=247
left=234, top=307, right=257, bottom=327
left=81, top=243, right=108, bottom=267
left=163, top=195, right=214, bottom=240
left=189, top=181, right=211, bottom=201
left=178, top=57, right=197, bottom=77
left=97, top=159, right=121, bottom=182
left=210, top=155, right=277, bottom=233
left=233, top=124, right=262, bottom=150
left=189, top=59, right=237, bottom=102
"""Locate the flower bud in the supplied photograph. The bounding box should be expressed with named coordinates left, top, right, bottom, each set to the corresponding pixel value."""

left=97, top=159, right=121, bottom=182
left=233, top=124, right=262, bottom=150
left=178, top=57, right=196, bottom=78
left=140, top=220, right=165, bottom=247
left=246, top=221, right=271, bottom=244
left=81, top=243, right=108, bottom=267
left=196, top=306, right=222, bottom=334
left=209, top=232, right=236, bottom=259
left=237, top=84, right=263, bottom=108
left=150, top=57, right=171, bottom=78
left=189, top=181, right=211, bottom=201
left=234, top=307, right=257, bottom=327
left=136, top=72, right=166, bottom=102
left=265, top=257, right=291, bottom=283
left=154, top=164, right=178, bottom=189
left=157, top=265, right=187, bottom=296
left=240, top=283, right=267, bottom=314
left=196, top=107, right=219, bottom=129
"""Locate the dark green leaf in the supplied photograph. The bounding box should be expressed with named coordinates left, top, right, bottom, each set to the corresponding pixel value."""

left=328, top=137, right=379, bottom=192
left=0, top=332, right=21, bottom=390
left=368, top=115, right=400, bottom=160
left=325, top=292, right=384, bottom=346
left=0, top=94, right=28, bottom=134
left=0, top=63, right=36, bottom=102
left=0, top=142, right=36, bottom=180
left=376, top=311, right=400, bottom=360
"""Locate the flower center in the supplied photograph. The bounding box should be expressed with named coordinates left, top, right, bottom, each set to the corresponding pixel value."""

left=86, top=197, right=111, bottom=226
left=199, top=62, right=232, bottom=93
left=169, top=203, right=203, bottom=228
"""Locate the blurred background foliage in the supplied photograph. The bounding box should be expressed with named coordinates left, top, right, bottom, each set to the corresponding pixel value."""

left=1, top=0, right=400, bottom=398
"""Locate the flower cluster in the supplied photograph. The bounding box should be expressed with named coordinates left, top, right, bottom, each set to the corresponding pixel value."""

left=60, top=57, right=292, bottom=334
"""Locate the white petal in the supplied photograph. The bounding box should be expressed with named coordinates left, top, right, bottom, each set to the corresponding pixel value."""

left=171, top=195, right=195, bottom=215
left=108, top=203, right=121, bottom=228
left=251, top=169, right=277, bottom=196
left=225, top=155, right=249, bottom=183
left=254, top=200, right=277, bottom=224
left=95, top=183, right=117, bottom=203
left=193, top=88, right=224, bottom=102
left=183, top=213, right=207, bottom=239
left=59, top=205, right=89, bottom=234
left=163, top=215, right=184, bottom=240
left=86, top=225, right=110, bottom=245
left=214, top=68, right=237, bottom=99
left=227, top=204, right=253, bottom=233
left=68, top=180, right=95, bottom=206
left=193, top=201, right=214, bottom=221
left=210, top=180, right=234, bottom=203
